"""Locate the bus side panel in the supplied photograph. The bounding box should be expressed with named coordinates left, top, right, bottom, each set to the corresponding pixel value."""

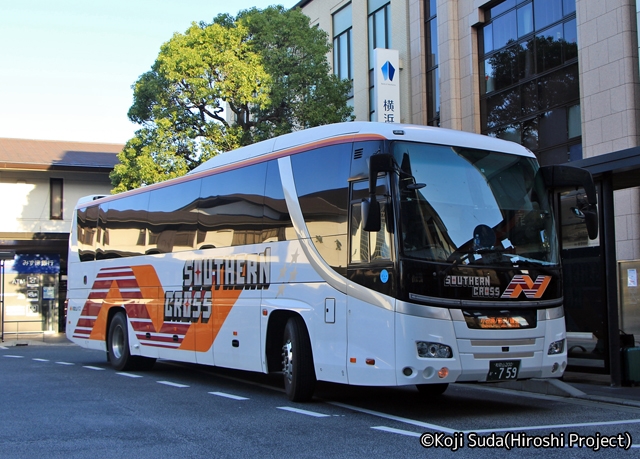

left=213, top=291, right=262, bottom=372
left=346, top=296, right=396, bottom=386
left=262, top=282, right=348, bottom=385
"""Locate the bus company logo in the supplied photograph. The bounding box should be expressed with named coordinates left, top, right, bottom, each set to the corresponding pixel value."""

left=444, top=274, right=500, bottom=298
left=501, top=275, right=551, bottom=299
left=164, top=248, right=271, bottom=323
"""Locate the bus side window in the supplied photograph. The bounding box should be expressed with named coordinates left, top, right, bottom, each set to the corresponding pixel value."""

left=290, top=144, right=351, bottom=271
left=77, top=206, right=98, bottom=261
left=148, top=180, right=201, bottom=254
left=197, top=163, right=267, bottom=249
left=263, top=160, right=294, bottom=243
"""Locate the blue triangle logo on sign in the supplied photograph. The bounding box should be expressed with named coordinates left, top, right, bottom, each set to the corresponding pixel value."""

left=381, top=60, right=396, bottom=82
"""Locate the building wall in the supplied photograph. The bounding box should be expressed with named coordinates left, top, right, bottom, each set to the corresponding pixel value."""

left=0, top=170, right=112, bottom=235
left=301, top=0, right=412, bottom=123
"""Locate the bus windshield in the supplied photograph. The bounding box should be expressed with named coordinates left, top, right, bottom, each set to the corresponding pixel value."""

left=393, top=141, right=558, bottom=267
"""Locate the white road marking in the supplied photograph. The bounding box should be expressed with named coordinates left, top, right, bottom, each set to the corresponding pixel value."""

left=83, top=366, right=105, bottom=371
left=328, top=401, right=456, bottom=433
left=469, top=418, right=640, bottom=434
left=157, top=381, right=189, bottom=388
left=209, top=391, right=249, bottom=400
left=0, top=346, right=9, bottom=350
left=277, top=406, right=331, bottom=418
left=117, top=372, right=143, bottom=378
left=32, top=358, right=49, bottom=362
left=55, top=362, right=74, bottom=365
left=3, top=355, right=24, bottom=358
left=371, top=426, right=421, bottom=437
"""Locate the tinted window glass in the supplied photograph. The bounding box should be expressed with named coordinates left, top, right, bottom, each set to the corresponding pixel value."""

left=492, top=10, right=517, bottom=50
left=536, top=24, right=563, bottom=72
left=103, top=193, right=150, bottom=258
left=350, top=179, right=392, bottom=264
left=291, top=144, right=351, bottom=270
left=517, top=3, right=533, bottom=37
left=148, top=179, right=201, bottom=254
left=263, top=160, right=294, bottom=243
left=534, top=0, right=562, bottom=29
left=96, top=203, right=109, bottom=260
left=77, top=206, right=98, bottom=261
left=198, top=163, right=267, bottom=249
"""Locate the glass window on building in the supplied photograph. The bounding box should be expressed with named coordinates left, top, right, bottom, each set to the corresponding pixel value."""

left=368, top=0, right=391, bottom=120
left=479, top=0, right=580, bottom=165
left=50, top=178, right=63, bottom=220
left=333, top=4, right=353, bottom=106
left=425, top=0, right=439, bottom=126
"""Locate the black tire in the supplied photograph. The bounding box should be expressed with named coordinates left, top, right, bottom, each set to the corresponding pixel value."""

left=108, top=312, right=156, bottom=371
left=282, top=316, right=316, bottom=402
left=416, top=383, right=449, bottom=396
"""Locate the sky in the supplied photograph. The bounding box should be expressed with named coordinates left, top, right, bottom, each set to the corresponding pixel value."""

left=0, top=0, right=299, bottom=145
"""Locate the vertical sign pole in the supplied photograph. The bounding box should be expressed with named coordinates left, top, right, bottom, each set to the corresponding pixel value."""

left=373, top=48, right=400, bottom=123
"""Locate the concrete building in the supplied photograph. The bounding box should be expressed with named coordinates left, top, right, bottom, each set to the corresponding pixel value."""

left=297, top=0, right=640, bottom=379
left=0, top=138, right=120, bottom=337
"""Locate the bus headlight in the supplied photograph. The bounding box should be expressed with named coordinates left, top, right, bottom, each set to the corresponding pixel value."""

left=417, top=341, right=452, bottom=358
left=548, top=339, right=565, bottom=355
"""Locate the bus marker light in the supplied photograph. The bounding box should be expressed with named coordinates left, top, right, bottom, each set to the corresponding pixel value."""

left=366, top=358, right=375, bottom=366
left=350, top=357, right=356, bottom=363
left=438, top=367, right=449, bottom=379
left=262, top=309, right=268, bottom=316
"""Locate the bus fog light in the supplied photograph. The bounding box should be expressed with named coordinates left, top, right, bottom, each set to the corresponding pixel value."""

left=551, top=362, right=559, bottom=373
left=403, top=367, right=413, bottom=376
left=548, top=339, right=565, bottom=355
left=438, top=367, right=449, bottom=379
left=417, top=341, right=452, bottom=358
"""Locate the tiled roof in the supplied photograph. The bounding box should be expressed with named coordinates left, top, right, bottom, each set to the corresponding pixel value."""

left=0, top=138, right=122, bottom=170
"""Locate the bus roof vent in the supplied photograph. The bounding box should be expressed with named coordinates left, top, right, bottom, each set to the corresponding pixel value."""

left=353, top=148, right=364, bottom=160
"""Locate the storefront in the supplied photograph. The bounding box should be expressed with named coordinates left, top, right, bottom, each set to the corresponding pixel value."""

left=1, top=253, right=63, bottom=339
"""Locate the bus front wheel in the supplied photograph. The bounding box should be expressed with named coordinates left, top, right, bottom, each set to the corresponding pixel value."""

left=282, top=316, right=316, bottom=402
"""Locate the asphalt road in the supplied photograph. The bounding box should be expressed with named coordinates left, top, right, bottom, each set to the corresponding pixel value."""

left=1, top=343, right=639, bottom=458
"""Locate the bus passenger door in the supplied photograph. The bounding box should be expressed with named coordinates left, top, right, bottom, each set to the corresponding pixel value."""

left=346, top=177, right=397, bottom=386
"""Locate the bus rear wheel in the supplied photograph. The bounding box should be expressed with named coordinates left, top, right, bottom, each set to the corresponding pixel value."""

left=108, top=312, right=155, bottom=371
left=282, top=316, right=316, bottom=402
left=416, top=383, right=449, bottom=396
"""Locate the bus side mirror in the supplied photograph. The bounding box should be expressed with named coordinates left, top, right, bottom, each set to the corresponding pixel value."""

left=539, top=165, right=599, bottom=239
left=362, top=198, right=381, bottom=232
left=584, top=208, right=598, bottom=240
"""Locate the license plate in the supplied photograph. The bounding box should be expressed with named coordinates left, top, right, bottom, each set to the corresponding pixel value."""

left=486, top=360, right=520, bottom=381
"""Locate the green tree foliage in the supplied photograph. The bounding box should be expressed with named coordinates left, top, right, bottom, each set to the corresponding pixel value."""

left=111, top=6, right=353, bottom=192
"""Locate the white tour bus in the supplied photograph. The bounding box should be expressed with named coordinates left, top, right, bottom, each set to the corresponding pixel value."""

left=66, top=122, right=598, bottom=401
